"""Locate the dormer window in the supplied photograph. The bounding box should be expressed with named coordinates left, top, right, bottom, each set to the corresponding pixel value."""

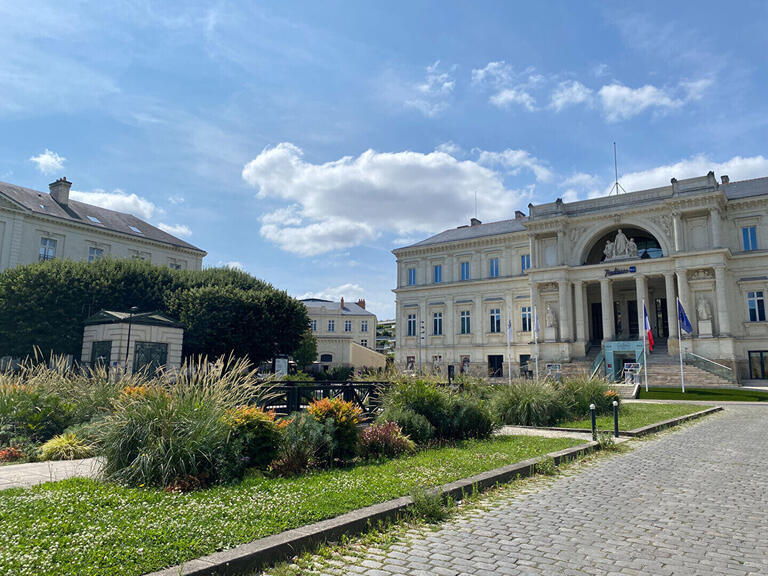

left=88, top=216, right=102, bottom=224
left=129, top=226, right=143, bottom=234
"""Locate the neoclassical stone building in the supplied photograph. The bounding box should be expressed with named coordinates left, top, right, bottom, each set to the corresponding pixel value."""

left=393, top=172, right=768, bottom=382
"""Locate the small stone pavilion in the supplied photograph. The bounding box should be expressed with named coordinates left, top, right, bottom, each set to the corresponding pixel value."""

left=81, top=310, right=184, bottom=374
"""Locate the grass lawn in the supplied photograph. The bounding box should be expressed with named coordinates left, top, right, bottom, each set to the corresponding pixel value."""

left=637, top=386, right=768, bottom=402
left=0, top=435, right=582, bottom=576
left=558, top=402, right=708, bottom=431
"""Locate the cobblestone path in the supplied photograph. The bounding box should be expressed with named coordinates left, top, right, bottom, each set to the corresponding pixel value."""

left=304, top=405, right=768, bottom=576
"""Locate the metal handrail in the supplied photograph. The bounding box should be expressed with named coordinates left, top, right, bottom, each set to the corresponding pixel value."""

left=589, top=350, right=605, bottom=380
left=686, top=353, right=732, bottom=372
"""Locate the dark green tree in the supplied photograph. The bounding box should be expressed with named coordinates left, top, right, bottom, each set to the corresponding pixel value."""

left=291, top=329, right=318, bottom=370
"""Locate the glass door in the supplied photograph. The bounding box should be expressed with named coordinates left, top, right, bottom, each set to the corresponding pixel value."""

left=748, top=351, right=768, bottom=379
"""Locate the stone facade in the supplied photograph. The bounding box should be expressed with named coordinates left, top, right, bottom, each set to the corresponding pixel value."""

left=0, top=178, right=205, bottom=272
left=393, top=172, right=768, bottom=381
left=302, top=298, right=386, bottom=371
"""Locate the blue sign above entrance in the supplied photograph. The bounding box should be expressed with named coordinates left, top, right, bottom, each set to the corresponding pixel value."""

left=604, top=265, right=637, bottom=277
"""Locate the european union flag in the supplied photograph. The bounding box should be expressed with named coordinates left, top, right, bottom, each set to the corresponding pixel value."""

left=677, top=299, right=693, bottom=334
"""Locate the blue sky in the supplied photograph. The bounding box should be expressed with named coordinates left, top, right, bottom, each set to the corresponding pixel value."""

left=2, top=1, right=767, bottom=319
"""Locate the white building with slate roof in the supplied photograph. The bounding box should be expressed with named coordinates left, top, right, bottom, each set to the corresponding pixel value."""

left=0, top=178, right=205, bottom=271
left=393, top=172, right=768, bottom=383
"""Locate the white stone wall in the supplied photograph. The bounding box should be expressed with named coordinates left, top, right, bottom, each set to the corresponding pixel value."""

left=81, top=323, right=183, bottom=372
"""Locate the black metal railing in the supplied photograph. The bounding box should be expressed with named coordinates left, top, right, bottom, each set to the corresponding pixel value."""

left=260, top=381, right=390, bottom=417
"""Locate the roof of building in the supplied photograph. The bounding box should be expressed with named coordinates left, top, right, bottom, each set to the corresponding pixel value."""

left=398, top=217, right=528, bottom=250
left=725, top=176, right=768, bottom=200
left=0, top=180, right=205, bottom=253
left=84, top=309, right=184, bottom=328
left=301, top=298, right=375, bottom=316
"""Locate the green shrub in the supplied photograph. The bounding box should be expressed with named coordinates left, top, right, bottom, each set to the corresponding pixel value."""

left=536, top=456, right=557, bottom=476
left=492, top=380, right=568, bottom=427
left=315, top=366, right=355, bottom=381
left=381, top=380, right=452, bottom=438
left=38, top=432, right=94, bottom=461
left=378, top=406, right=435, bottom=444
left=358, top=422, right=416, bottom=460
left=272, top=413, right=335, bottom=475
left=557, top=377, right=618, bottom=417
left=448, top=396, right=497, bottom=440
left=307, top=397, right=362, bottom=461
left=0, top=384, right=73, bottom=443
left=410, top=486, right=451, bottom=523
left=223, top=406, right=283, bottom=470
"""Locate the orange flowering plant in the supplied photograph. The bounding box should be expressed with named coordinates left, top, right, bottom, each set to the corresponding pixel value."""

left=307, top=397, right=363, bottom=461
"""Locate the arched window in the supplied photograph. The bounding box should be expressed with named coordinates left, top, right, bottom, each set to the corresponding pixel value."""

left=320, top=353, right=333, bottom=363
left=584, top=227, right=663, bottom=265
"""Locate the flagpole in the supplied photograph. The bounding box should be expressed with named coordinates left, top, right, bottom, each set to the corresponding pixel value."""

left=534, top=305, right=539, bottom=385
left=506, top=314, right=512, bottom=386
left=642, top=299, right=649, bottom=392
left=677, top=297, right=685, bottom=393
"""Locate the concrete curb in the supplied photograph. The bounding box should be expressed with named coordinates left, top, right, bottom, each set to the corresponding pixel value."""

left=515, top=405, right=723, bottom=437
left=144, top=441, right=597, bottom=576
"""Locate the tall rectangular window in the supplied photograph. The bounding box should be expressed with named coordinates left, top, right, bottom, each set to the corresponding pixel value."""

left=489, top=257, right=499, bottom=278
left=460, top=261, right=470, bottom=281
left=344, top=320, right=352, bottom=332
left=39, top=237, right=57, bottom=261
left=407, top=313, right=417, bottom=336
left=88, top=247, right=103, bottom=263
left=489, top=308, right=501, bottom=333
left=460, top=310, right=471, bottom=334
left=361, top=320, right=368, bottom=332
left=521, top=254, right=531, bottom=272
left=311, top=320, right=317, bottom=331
left=433, top=264, right=442, bottom=283
left=408, top=267, right=417, bottom=286
left=521, top=306, right=532, bottom=332
left=743, top=226, right=758, bottom=251
left=328, top=320, right=335, bottom=332
left=748, top=291, right=766, bottom=322
left=433, top=312, right=443, bottom=335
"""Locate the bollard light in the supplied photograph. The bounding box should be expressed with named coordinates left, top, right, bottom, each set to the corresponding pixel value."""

left=589, top=403, right=597, bottom=441
left=612, top=400, right=619, bottom=438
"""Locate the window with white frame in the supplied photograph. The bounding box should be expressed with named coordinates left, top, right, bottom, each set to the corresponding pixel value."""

left=361, top=320, right=368, bottom=332
left=433, top=264, right=442, bottom=283
left=521, top=254, right=531, bottom=272
left=460, top=261, right=470, bottom=281
left=489, top=257, right=499, bottom=278
left=39, top=237, right=57, bottom=261
left=748, top=291, right=766, bottom=322
left=521, top=306, right=532, bottom=332
left=407, top=267, right=416, bottom=286
left=88, top=246, right=103, bottom=262
left=743, top=226, right=758, bottom=251
left=344, top=320, right=352, bottom=332
left=328, top=320, right=335, bottom=332
left=460, top=310, right=471, bottom=334
left=489, top=308, right=501, bottom=333
left=407, top=313, right=417, bottom=336
left=433, top=312, right=443, bottom=335
left=311, top=320, right=317, bottom=331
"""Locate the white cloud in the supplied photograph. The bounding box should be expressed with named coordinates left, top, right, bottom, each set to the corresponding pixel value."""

left=70, top=189, right=158, bottom=220
left=158, top=222, right=192, bottom=238
left=29, top=149, right=66, bottom=175
left=476, top=149, right=553, bottom=182
left=597, top=79, right=710, bottom=122
left=168, top=194, right=185, bottom=205
left=550, top=80, right=593, bottom=111
left=471, top=61, right=514, bottom=87
left=490, top=88, right=536, bottom=111
left=558, top=172, right=602, bottom=202
left=243, top=143, right=530, bottom=256
left=435, top=141, right=461, bottom=155
left=681, top=78, right=713, bottom=101
left=607, top=155, right=768, bottom=195
left=592, top=63, right=609, bottom=77
left=298, top=283, right=366, bottom=302
left=404, top=60, right=455, bottom=117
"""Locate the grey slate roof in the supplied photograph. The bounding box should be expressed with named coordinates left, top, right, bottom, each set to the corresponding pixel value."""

left=0, top=180, right=205, bottom=253
left=725, top=177, right=768, bottom=200
left=398, top=218, right=528, bottom=250
left=84, top=309, right=183, bottom=328
left=301, top=298, right=375, bottom=316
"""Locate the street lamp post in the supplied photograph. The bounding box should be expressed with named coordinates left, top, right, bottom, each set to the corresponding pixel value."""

left=125, top=306, right=139, bottom=373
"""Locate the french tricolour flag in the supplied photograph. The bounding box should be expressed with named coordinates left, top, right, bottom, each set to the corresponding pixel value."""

left=643, top=303, right=654, bottom=352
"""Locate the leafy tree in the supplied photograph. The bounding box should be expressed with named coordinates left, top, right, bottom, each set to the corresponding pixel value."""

left=0, top=259, right=308, bottom=363
left=292, top=329, right=318, bottom=370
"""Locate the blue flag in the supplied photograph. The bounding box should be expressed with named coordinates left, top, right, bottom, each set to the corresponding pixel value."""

left=677, top=299, right=693, bottom=334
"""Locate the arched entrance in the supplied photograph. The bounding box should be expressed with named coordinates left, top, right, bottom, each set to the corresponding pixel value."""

left=583, top=227, right=664, bottom=265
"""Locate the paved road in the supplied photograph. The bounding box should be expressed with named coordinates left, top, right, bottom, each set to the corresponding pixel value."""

left=310, top=405, right=768, bottom=576
left=0, top=457, right=100, bottom=490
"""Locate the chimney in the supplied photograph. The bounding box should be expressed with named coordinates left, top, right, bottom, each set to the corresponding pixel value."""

left=356, top=299, right=366, bottom=310
left=49, top=177, right=72, bottom=206
left=515, top=210, right=525, bottom=219
left=340, top=297, right=345, bottom=310
left=470, top=217, right=482, bottom=226
left=721, top=175, right=729, bottom=185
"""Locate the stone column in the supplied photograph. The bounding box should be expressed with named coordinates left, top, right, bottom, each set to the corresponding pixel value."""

left=600, top=277, right=614, bottom=342
left=574, top=280, right=586, bottom=342
left=558, top=280, right=571, bottom=342
left=528, top=234, right=537, bottom=270
left=715, top=266, right=731, bottom=336
left=710, top=208, right=721, bottom=249
left=673, top=212, right=683, bottom=253
left=664, top=272, right=679, bottom=341
left=557, top=231, right=565, bottom=266
left=530, top=282, right=540, bottom=336
left=677, top=270, right=696, bottom=334
left=635, top=274, right=648, bottom=339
